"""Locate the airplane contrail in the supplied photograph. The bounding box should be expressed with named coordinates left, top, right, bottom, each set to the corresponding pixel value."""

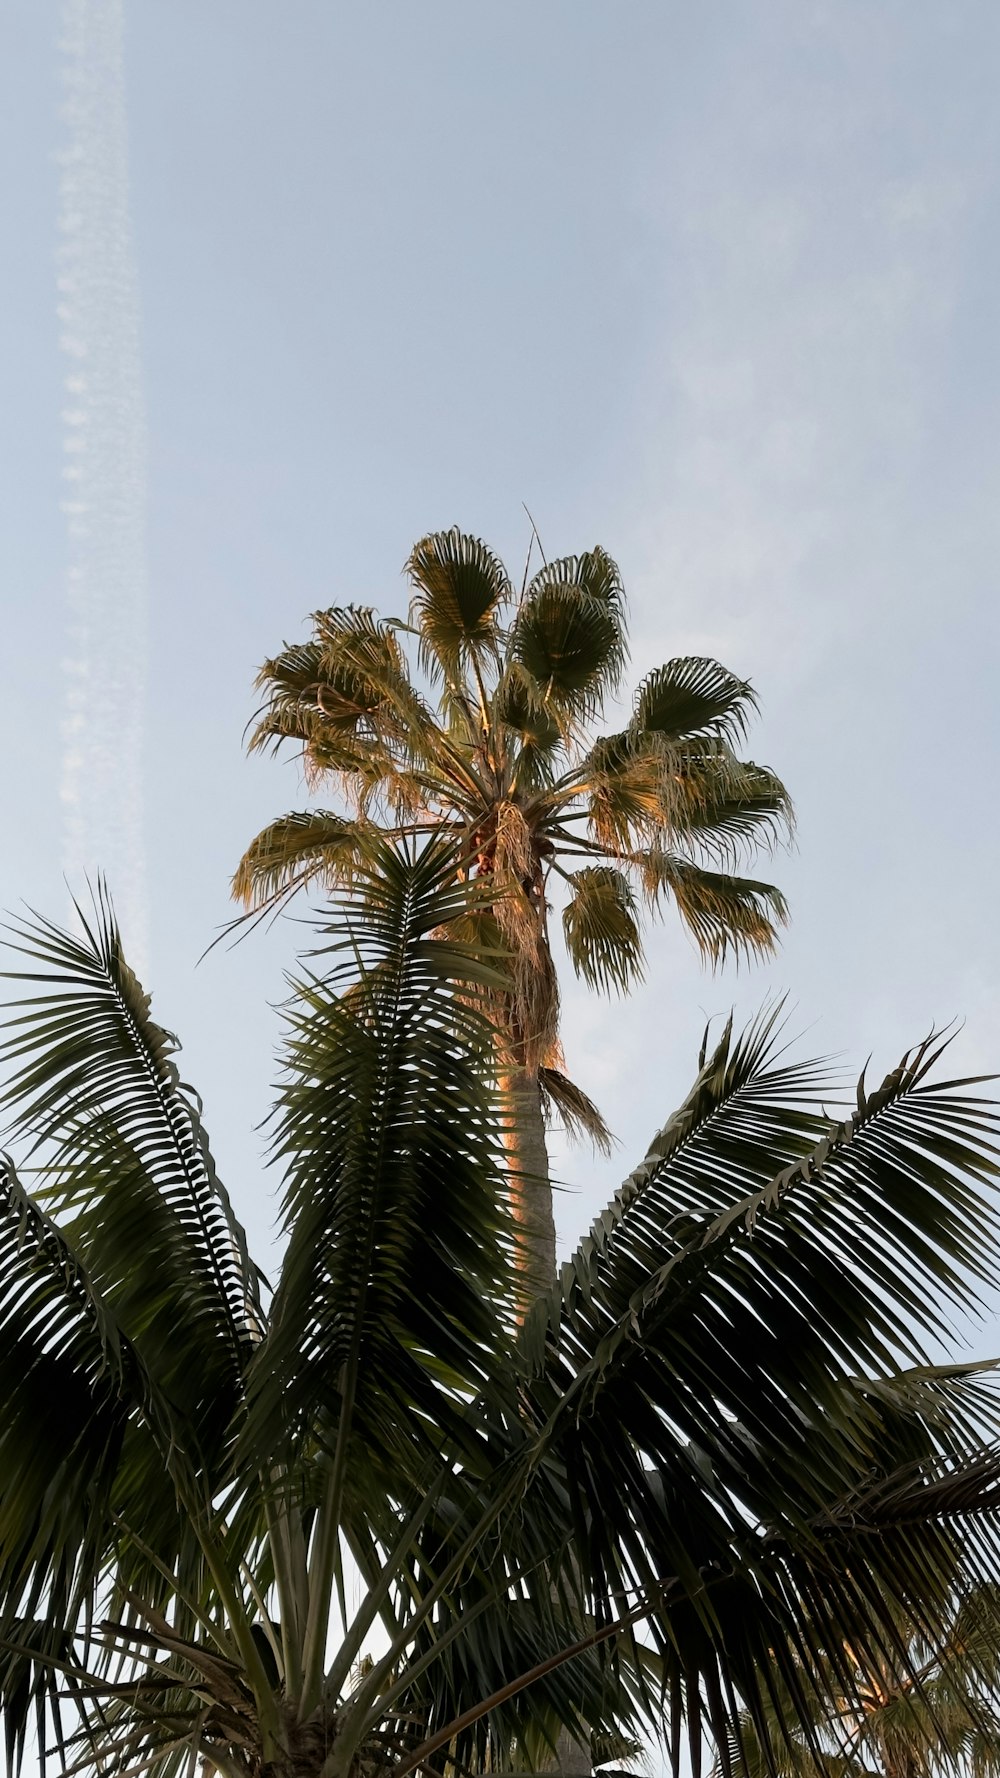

left=56, top=0, right=148, bottom=972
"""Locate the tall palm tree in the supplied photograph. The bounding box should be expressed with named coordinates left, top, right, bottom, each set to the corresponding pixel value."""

left=3, top=842, right=1000, bottom=1778
left=233, top=529, right=792, bottom=1295
left=723, top=1587, right=1000, bottom=1778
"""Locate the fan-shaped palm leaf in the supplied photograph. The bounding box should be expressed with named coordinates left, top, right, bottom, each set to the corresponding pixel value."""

left=407, top=527, right=511, bottom=687
left=631, top=658, right=759, bottom=747
left=511, top=550, right=628, bottom=728
left=561, top=866, right=644, bottom=994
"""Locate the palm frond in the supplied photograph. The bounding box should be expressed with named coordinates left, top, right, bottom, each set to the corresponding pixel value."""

left=0, top=888, right=261, bottom=1417
left=512, top=549, right=629, bottom=728
left=407, top=528, right=510, bottom=688
left=517, top=1027, right=1000, bottom=1774
left=248, top=607, right=441, bottom=796
left=638, top=851, right=788, bottom=965
left=231, top=810, right=384, bottom=910
left=539, top=1065, right=614, bottom=1153
left=561, top=866, right=644, bottom=995
left=240, top=837, right=514, bottom=1485
left=678, top=760, right=794, bottom=868
left=0, top=1155, right=197, bottom=1776
left=631, top=658, right=758, bottom=747
left=495, top=662, right=566, bottom=788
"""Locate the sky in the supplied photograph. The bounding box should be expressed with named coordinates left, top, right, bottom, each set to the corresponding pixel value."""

left=2, top=0, right=1000, bottom=1362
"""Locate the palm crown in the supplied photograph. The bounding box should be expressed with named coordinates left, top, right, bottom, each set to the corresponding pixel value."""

left=234, top=529, right=793, bottom=1287
left=3, top=848, right=1000, bottom=1778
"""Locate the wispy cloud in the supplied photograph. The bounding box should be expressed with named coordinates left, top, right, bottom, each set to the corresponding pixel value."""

left=56, top=0, right=147, bottom=970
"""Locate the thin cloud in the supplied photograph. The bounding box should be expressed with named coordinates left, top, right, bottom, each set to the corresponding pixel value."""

left=56, top=0, right=148, bottom=972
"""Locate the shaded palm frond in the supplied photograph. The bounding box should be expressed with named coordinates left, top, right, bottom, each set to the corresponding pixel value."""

left=539, top=1065, right=614, bottom=1153
left=515, top=1027, right=1000, bottom=1775
left=0, top=1157, right=197, bottom=1776
left=240, top=837, right=515, bottom=1491
left=0, top=890, right=261, bottom=1396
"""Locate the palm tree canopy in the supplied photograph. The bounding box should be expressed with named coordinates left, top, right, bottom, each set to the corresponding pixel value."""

left=720, top=1585, right=1000, bottom=1778
left=234, top=530, right=794, bottom=1082
left=2, top=846, right=1000, bottom=1778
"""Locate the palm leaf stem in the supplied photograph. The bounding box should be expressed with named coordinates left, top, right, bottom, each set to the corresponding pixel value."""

left=261, top=1483, right=308, bottom=1701
left=109, top=1523, right=230, bottom=1654
left=298, top=1360, right=358, bottom=1712
left=321, top=1460, right=460, bottom=1705
left=327, top=1454, right=541, bottom=1775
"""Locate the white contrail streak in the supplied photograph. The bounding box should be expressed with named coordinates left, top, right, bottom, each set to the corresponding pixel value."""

left=56, top=0, right=148, bottom=972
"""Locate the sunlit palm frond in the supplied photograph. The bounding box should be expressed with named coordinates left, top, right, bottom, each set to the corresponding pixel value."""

left=638, top=850, right=788, bottom=965
left=407, top=527, right=511, bottom=688
left=631, top=658, right=759, bottom=747
left=232, top=810, right=383, bottom=910
left=561, top=866, right=644, bottom=995
left=677, top=759, right=795, bottom=867
left=250, top=606, right=441, bottom=785
left=512, top=549, right=629, bottom=728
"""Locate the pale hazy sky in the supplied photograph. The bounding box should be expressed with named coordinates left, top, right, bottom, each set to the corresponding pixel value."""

left=2, top=2, right=1000, bottom=1356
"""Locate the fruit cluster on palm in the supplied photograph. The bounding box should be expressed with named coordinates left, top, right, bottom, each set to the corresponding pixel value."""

left=234, top=529, right=793, bottom=1290
left=3, top=847, right=1000, bottom=1778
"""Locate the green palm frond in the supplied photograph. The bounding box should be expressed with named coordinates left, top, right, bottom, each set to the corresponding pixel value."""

left=539, top=1064, right=614, bottom=1153
left=678, top=759, right=794, bottom=867
left=241, top=837, right=514, bottom=1487
left=249, top=606, right=438, bottom=783
left=639, top=850, right=788, bottom=964
left=631, top=658, right=759, bottom=746
left=232, top=810, right=383, bottom=910
left=561, top=866, right=644, bottom=994
left=516, top=1026, right=1000, bottom=1769
left=407, top=527, right=511, bottom=687
left=0, top=891, right=261, bottom=1388
left=0, top=1154, right=203, bottom=1775
left=495, top=661, right=566, bottom=788
left=721, top=1583, right=1000, bottom=1778
left=512, top=549, right=629, bottom=727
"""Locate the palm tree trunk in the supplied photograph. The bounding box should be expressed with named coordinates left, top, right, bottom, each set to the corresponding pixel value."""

left=499, top=1064, right=556, bottom=1306
left=499, top=1066, right=592, bottom=1778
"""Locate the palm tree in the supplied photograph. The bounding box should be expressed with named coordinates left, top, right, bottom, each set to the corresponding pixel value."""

left=722, top=1586, right=1000, bottom=1778
left=233, top=529, right=793, bottom=1296
left=3, top=841, right=1000, bottom=1778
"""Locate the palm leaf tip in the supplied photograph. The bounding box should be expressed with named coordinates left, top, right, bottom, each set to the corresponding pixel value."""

left=232, top=811, right=375, bottom=910
left=539, top=1065, right=614, bottom=1154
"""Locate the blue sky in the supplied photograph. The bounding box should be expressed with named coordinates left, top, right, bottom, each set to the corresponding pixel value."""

left=2, top=1, right=1000, bottom=1352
